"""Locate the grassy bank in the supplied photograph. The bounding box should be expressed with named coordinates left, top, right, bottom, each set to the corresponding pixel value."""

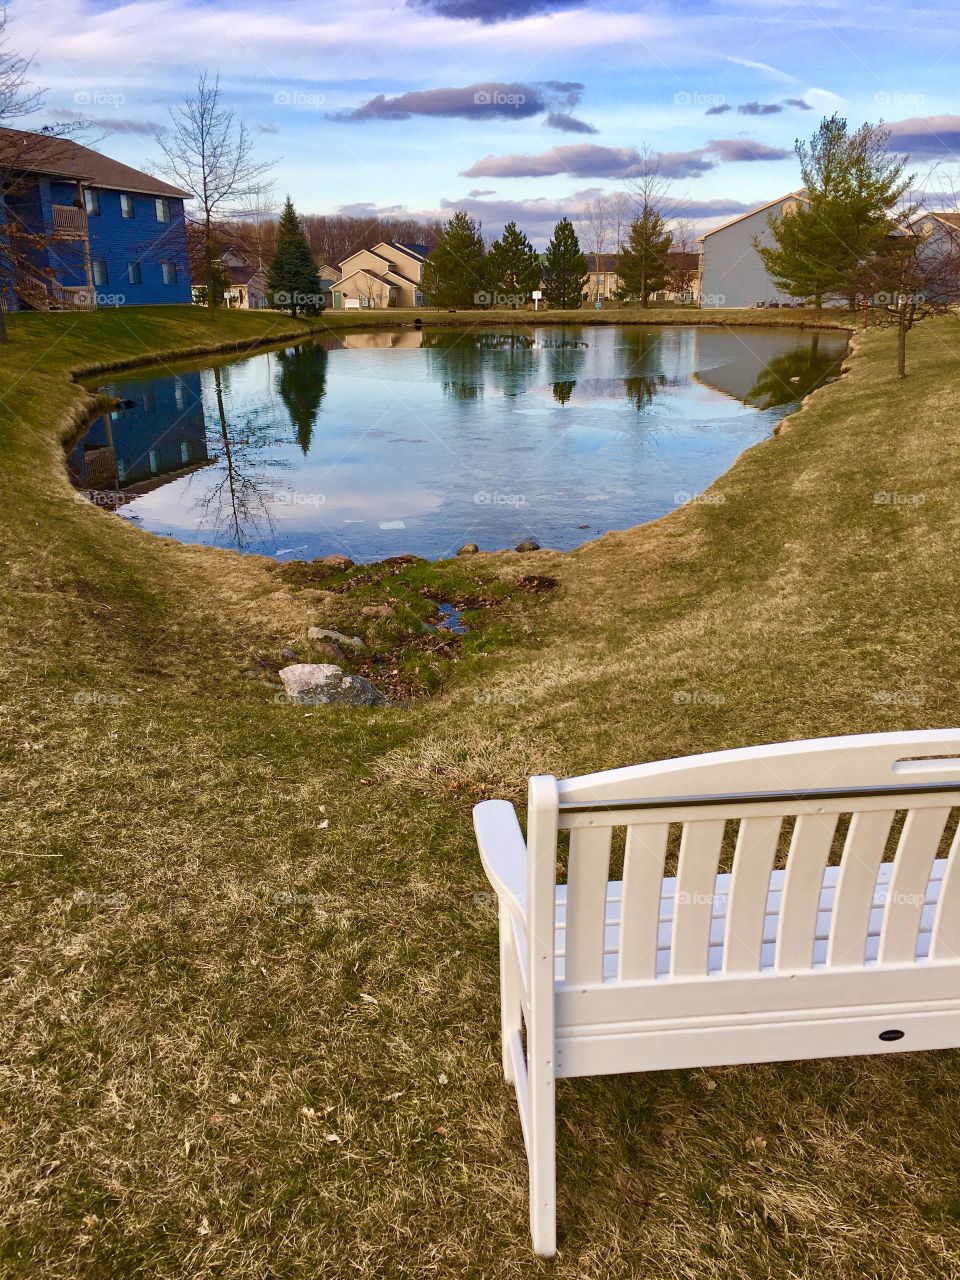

left=2, top=303, right=959, bottom=1279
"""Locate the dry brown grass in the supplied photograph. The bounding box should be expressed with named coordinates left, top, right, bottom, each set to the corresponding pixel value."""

left=2, top=305, right=960, bottom=1278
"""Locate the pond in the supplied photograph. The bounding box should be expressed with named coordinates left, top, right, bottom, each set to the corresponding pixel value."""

left=70, top=324, right=848, bottom=562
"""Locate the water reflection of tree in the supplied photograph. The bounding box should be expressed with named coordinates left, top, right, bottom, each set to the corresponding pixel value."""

left=623, top=373, right=671, bottom=411
left=420, top=330, right=539, bottom=400
left=421, top=330, right=487, bottom=400
left=194, top=366, right=294, bottom=549
left=543, top=334, right=587, bottom=405
left=275, top=343, right=329, bottom=453
left=747, top=336, right=843, bottom=408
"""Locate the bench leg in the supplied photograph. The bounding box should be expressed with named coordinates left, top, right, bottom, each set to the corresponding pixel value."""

left=499, top=905, right=522, bottom=1083
left=526, top=1035, right=557, bottom=1256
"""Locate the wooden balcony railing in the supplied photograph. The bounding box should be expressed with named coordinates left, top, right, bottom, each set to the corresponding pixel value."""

left=52, top=204, right=88, bottom=237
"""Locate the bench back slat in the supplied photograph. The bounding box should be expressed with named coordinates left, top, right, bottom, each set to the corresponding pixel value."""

left=775, top=813, right=840, bottom=969
left=564, top=827, right=613, bottom=986
left=879, top=807, right=951, bottom=964
left=671, top=819, right=725, bottom=977
left=723, top=815, right=782, bottom=974
left=827, top=810, right=895, bottom=966
left=618, top=822, right=669, bottom=981
left=931, top=823, right=960, bottom=961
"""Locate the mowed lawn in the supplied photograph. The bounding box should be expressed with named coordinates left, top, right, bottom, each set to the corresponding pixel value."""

left=1, top=304, right=960, bottom=1278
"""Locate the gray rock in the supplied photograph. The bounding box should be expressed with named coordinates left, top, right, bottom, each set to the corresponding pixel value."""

left=457, top=543, right=479, bottom=556
left=279, top=664, right=387, bottom=707
left=308, top=627, right=365, bottom=650
left=281, top=647, right=298, bottom=659
left=318, top=554, right=354, bottom=570
left=515, top=538, right=541, bottom=552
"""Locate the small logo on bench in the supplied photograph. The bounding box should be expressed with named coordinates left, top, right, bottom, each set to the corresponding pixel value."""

left=879, top=1029, right=905, bottom=1042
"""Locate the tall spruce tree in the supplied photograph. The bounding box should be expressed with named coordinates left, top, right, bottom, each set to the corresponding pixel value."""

left=420, top=211, right=488, bottom=308
left=486, top=220, right=541, bottom=306
left=541, top=218, right=587, bottom=310
left=615, top=208, right=672, bottom=306
left=268, top=197, right=323, bottom=316
left=756, top=115, right=912, bottom=307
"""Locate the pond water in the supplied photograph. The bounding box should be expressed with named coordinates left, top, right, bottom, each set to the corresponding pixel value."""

left=70, top=324, right=847, bottom=562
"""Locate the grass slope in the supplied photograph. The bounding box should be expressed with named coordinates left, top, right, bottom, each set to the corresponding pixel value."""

left=2, top=305, right=959, bottom=1279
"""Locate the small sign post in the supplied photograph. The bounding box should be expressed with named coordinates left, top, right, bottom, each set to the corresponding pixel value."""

left=532, top=289, right=542, bottom=311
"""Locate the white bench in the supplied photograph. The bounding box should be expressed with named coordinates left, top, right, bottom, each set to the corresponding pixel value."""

left=473, top=731, right=960, bottom=1256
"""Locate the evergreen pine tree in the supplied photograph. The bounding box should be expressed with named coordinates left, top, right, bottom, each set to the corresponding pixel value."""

left=486, top=220, right=541, bottom=307
left=615, top=208, right=672, bottom=306
left=541, top=218, right=588, bottom=310
left=267, top=196, right=323, bottom=316
left=756, top=115, right=912, bottom=307
left=420, top=211, right=488, bottom=308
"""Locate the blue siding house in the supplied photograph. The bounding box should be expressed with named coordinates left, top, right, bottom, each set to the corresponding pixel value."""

left=0, top=127, right=192, bottom=311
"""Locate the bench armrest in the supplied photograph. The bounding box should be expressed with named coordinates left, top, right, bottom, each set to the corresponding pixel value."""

left=473, top=799, right=527, bottom=920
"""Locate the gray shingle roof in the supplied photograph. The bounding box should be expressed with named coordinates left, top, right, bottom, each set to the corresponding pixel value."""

left=0, top=127, right=191, bottom=199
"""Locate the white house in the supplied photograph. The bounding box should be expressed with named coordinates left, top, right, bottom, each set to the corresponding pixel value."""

left=697, top=192, right=807, bottom=308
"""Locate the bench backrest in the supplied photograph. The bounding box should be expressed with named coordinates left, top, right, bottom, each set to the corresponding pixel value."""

left=526, top=732, right=960, bottom=995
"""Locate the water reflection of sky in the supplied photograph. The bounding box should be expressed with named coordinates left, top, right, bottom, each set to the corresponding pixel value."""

left=70, top=324, right=848, bottom=562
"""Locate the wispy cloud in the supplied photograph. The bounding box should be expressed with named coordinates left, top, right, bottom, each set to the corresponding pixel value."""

left=708, top=97, right=811, bottom=116
left=544, top=111, right=597, bottom=133
left=887, top=114, right=960, bottom=160
left=406, top=0, right=582, bottom=21
left=67, top=114, right=165, bottom=135
left=335, top=78, right=594, bottom=131
left=463, top=136, right=791, bottom=179
left=462, top=143, right=645, bottom=178
left=337, top=82, right=544, bottom=122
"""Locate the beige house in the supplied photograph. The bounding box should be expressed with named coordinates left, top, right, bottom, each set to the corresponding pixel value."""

left=328, top=241, right=428, bottom=309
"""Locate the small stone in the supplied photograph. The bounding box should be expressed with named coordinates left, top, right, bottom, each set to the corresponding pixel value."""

left=279, top=663, right=387, bottom=707
left=361, top=603, right=396, bottom=620
left=310, top=642, right=344, bottom=661
left=282, top=647, right=298, bottom=659
left=515, top=538, right=541, bottom=552
left=457, top=543, right=479, bottom=556
left=318, top=554, right=354, bottom=569
left=308, top=627, right=365, bottom=650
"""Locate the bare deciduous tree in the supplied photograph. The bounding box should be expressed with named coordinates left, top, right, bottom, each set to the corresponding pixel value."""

left=858, top=216, right=960, bottom=377
left=667, top=219, right=698, bottom=300
left=576, top=195, right=609, bottom=300
left=154, top=73, right=274, bottom=308
left=0, top=7, right=71, bottom=338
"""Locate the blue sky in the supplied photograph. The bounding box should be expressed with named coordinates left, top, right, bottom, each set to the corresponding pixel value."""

left=14, top=0, right=960, bottom=243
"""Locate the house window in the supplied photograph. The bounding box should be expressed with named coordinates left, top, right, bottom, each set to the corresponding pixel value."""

left=92, top=259, right=108, bottom=287
left=155, top=198, right=171, bottom=222
left=83, top=189, right=100, bottom=216
left=148, top=449, right=159, bottom=475
left=117, top=458, right=126, bottom=482
left=161, top=261, right=178, bottom=285
left=127, top=261, right=142, bottom=285
left=120, top=193, right=135, bottom=219
left=180, top=441, right=190, bottom=463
